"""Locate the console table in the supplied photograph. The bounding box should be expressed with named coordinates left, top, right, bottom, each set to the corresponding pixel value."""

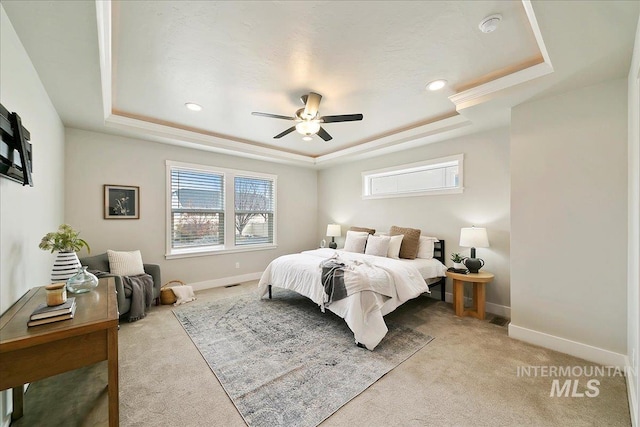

left=0, top=278, right=119, bottom=426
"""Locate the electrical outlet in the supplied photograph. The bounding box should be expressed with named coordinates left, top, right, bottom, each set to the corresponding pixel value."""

left=235, top=262, right=240, bottom=269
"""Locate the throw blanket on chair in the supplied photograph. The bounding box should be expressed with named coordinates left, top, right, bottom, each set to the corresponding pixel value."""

left=123, top=273, right=154, bottom=322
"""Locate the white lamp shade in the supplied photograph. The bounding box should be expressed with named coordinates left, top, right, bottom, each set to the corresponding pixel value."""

left=326, top=224, right=341, bottom=237
left=459, top=227, right=489, bottom=248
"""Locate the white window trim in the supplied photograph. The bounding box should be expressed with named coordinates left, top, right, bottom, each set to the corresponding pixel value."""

left=361, top=154, right=464, bottom=199
left=165, top=160, right=277, bottom=258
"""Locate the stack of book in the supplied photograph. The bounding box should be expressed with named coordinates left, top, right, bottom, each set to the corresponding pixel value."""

left=28, top=297, right=76, bottom=327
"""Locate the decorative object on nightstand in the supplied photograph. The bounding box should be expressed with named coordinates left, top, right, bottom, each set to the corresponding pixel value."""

left=326, top=224, right=341, bottom=249
left=459, top=226, right=489, bottom=273
left=39, top=224, right=91, bottom=282
left=450, top=252, right=466, bottom=270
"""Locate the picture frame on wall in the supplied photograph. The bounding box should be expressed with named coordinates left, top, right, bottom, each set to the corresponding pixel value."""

left=104, top=185, right=139, bottom=219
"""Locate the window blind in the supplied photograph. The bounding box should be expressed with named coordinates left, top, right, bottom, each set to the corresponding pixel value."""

left=234, top=176, right=275, bottom=246
left=170, top=168, right=224, bottom=248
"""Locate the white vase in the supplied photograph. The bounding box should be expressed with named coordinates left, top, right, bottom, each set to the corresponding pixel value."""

left=453, top=262, right=465, bottom=270
left=51, top=251, right=81, bottom=282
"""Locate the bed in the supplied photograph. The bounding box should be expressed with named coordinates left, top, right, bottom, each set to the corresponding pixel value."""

left=257, top=240, right=447, bottom=350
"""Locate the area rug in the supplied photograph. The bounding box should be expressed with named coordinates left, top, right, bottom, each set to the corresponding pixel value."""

left=173, top=289, right=433, bottom=427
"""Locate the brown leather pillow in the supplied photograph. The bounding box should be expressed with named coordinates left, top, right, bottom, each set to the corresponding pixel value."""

left=389, top=226, right=421, bottom=259
left=349, top=226, right=376, bottom=235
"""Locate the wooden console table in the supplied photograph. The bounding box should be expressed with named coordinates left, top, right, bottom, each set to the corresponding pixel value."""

left=0, top=278, right=119, bottom=426
left=445, top=271, right=494, bottom=320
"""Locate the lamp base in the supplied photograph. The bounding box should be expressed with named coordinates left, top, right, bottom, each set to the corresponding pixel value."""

left=329, top=242, right=337, bottom=249
left=464, top=257, right=485, bottom=274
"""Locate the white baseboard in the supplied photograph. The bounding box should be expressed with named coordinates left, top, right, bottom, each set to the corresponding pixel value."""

left=627, top=355, right=638, bottom=427
left=508, top=323, right=627, bottom=366
left=428, top=290, right=511, bottom=318
left=189, top=272, right=262, bottom=292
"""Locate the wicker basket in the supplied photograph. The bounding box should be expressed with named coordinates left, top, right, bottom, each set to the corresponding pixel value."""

left=160, top=280, right=186, bottom=305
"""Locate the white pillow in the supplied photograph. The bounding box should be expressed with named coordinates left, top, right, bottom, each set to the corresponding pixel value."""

left=107, top=249, right=145, bottom=276
left=417, top=236, right=439, bottom=259
left=343, top=231, right=369, bottom=253
left=386, top=235, right=404, bottom=259
left=365, top=235, right=391, bottom=257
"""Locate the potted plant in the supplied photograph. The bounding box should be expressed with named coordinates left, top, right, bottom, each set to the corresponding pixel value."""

left=39, top=224, right=91, bottom=282
left=450, top=252, right=466, bottom=269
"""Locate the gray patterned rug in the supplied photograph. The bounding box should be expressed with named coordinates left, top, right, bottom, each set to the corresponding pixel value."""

left=173, top=289, right=433, bottom=427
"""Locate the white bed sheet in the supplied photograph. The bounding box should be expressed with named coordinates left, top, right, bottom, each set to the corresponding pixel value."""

left=257, top=248, right=447, bottom=350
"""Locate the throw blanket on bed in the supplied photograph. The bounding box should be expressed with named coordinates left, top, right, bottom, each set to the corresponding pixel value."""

left=122, top=273, right=154, bottom=322
left=321, top=260, right=347, bottom=304
left=320, top=256, right=394, bottom=308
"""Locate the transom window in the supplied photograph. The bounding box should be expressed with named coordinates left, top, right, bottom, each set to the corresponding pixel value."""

left=166, top=161, right=276, bottom=258
left=362, top=154, right=463, bottom=199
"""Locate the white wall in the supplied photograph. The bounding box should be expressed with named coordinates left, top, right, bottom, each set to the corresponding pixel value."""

left=627, top=13, right=640, bottom=426
left=317, top=127, right=511, bottom=314
left=510, top=78, right=628, bottom=364
left=0, top=5, right=65, bottom=424
left=64, top=128, right=317, bottom=286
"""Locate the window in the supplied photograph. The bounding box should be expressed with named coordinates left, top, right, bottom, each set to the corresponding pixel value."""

left=362, top=154, right=463, bottom=199
left=167, top=161, right=276, bottom=257
left=234, top=176, right=275, bottom=246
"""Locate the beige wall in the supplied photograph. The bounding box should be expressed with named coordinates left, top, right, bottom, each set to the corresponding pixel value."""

left=64, top=128, right=318, bottom=285
left=317, top=127, right=511, bottom=312
left=627, top=15, right=640, bottom=423
left=510, top=78, right=628, bottom=356
left=0, top=5, right=65, bottom=423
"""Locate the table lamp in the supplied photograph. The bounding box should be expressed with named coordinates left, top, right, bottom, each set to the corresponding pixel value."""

left=459, top=226, right=489, bottom=273
left=326, top=224, right=341, bottom=249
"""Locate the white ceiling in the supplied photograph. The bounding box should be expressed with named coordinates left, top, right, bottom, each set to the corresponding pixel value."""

left=2, top=1, right=639, bottom=167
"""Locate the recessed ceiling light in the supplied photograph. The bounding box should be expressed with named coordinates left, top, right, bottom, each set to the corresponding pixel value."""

left=185, top=102, right=202, bottom=111
left=479, top=14, right=502, bottom=33
left=302, top=136, right=313, bottom=141
left=426, top=80, right=447, bottom=91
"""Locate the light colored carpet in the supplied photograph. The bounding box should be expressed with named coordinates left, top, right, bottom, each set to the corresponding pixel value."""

left=173, top=289, right=434, bottom=426
left=14, top=281, right=631, bottom=426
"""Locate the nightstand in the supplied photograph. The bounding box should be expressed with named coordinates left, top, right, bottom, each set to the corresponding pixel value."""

left=445, top=270, right=494, bottom=320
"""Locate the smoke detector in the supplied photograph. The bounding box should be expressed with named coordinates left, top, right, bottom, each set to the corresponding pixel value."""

left=479, top=14, right=502, bottom=33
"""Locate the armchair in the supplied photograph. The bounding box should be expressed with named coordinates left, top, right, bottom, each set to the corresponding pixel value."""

left=78, top=252, right=161, bottom=318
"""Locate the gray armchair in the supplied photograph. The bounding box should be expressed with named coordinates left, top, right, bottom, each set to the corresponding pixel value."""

left=78, top=252, right=161, bottom=318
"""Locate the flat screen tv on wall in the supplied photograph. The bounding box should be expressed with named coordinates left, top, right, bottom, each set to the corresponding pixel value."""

left=0, top=103, right=33, bottom=186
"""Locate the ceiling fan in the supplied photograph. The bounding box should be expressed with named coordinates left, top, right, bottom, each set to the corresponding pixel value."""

left=251, top=92, right=363, bottom=141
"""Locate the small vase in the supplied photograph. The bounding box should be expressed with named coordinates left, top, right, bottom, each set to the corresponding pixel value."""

left=453, top=262, right=466, bottom=270
left=66, top=266, right=99, bottom=294
left=51, top=251, right=81, bottom=282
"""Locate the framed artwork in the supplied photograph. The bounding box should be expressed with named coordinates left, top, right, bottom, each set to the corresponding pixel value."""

left=104, top=185, right=139, bottom=219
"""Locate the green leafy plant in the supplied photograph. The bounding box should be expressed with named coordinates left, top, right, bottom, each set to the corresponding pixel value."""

left=39, top=224, right=91, bottom=253
left=450, top=252, right=465, bottom=263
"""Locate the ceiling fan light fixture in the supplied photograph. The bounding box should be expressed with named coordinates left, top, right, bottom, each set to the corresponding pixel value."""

left=302, top=136, right=313, bottom=141
left=295, top=120, right=321, bottom=136
left=426, top=79, right=447, bottom=91
left=185, top=102, right=203, bottom=111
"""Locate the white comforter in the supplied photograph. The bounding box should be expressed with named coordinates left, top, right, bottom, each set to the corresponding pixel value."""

left=257, top=248, right=445, bottom=350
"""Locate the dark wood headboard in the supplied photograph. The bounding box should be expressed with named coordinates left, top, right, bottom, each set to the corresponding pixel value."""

left=429, top=240, right=446, bottom=301
left=434, top=239, right=445, bottom=265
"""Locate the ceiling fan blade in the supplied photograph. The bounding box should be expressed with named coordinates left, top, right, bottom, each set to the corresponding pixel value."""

left=320, top=114, right=363, bottom=123
left=274, top=126, right=296, bottom=139
left=317, top=127, right=333, bottom=141
left=303, top=92, right=322, bottom=118
left=252, top=112, right=295, bottom=121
